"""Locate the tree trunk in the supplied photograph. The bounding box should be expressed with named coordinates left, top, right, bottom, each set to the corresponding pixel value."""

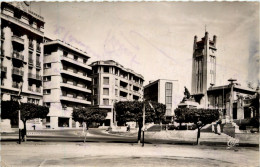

left=84, top=123, right=89, bottom=143
left=196, top=126, right=200, bottom=145
left=22, top=120, right=27, bottom=142
left=137, top=122, right=142, bottom=144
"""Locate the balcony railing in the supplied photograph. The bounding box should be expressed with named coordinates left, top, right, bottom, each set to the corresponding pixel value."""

left=61, top=69, right=91, bottom=82
left=12, top=67, right=24, bottom=76
left=1, top=49, right=4, bottom=56
left=36, top=87, right=41, bottom=93
left=12, top=51, right=24, bottom=61
left=28, top=73, right=42, bottom=81
left=29, top=42, right=34, bottom=49
left=1, top=66, right=7, bottom=72
left=60, top=95, right=91, bottom=105
left=12, top=82, right=19, bottom=88
left=36, top=44, right=41, bottom=52
left=36, top=61, right=41, bottom=68
left=1, top=32, right=4, bottom=40
left=60, top=82, right=91, bottom=93
left=28, top=86, right=33, bottom=91
left=12, top=35, right=24, bottom=44
left=61, top=55, right=91, bottom=70
left=28, top=57, right=33, bottom=65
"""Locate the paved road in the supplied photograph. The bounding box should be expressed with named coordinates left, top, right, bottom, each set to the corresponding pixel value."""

left=1, top=142, right=259, bottom=167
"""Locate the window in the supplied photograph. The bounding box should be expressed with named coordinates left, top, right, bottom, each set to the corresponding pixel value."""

left=104, top=66, right=109, bottom=73
left=103, top=77, right=109, bottom=85
left=115, top=89, right=118, bottom=96
left=94, top=78, right=98, bottom=84
left=115, top=78, right=118, bottom=86
left=165, top=82, right=173, bottom=114
left=43, top=76, right=51, bottom=82
left=43, top=89, right=51, bottom=95
left=74, top=55, right=78, bottom=60
left=44, top=63, right=51, bottom=69
left=83, top=59, right=87, bottom=64
left=103, top=99, right=109, bottom=105
left=103, top=88, right=109, bottom=95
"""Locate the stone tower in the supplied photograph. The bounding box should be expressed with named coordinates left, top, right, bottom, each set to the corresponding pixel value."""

left=191, top=32, right=217, bottom=107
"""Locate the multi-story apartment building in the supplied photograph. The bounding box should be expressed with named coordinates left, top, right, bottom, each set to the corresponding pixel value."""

left=43, top=40, right=92, bottom=129
left=144, top=79, right=179, bottom=121
left=1, top=2, right=45, bottom=129
left=90, top=60, right=144, bottom=126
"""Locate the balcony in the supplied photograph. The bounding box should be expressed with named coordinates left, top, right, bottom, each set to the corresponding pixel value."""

left=1, top=13, right=44, bottom=36
left=36, top=87, right=41, bottom=93
left=12, top=35, right=24, bottom=45
left=28, top=86, right=33, bottom=91
left=60, top=95, right=91, bottom=105
left=60, top=82, right=91, bottom=93
left=36, top=44, right=41, bottom=53
left=12, top=82, right=20, bottom=88
left=28, top=57, right=33, bottom=65
left=28, top=73, right=42, bottom=81
left=12, top=67, right=24, bottom=76
left=1, top=32, right=4, bottom=40
left=1, top=66, right=7, bottom=73
left=61, top=55, right=91, bottom=70
left=36, top=61, right=41, bottom=68
left=61, top=69, right=91, bottom=82
left=29, top=42, right=34, bottom=50
left=12, top=51, right=24, bottom=62
left=1, top=49, right=4, bottom=57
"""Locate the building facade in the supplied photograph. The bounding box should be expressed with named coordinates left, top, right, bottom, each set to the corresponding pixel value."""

left=207, top=84, right=256, bottom=120
left=90, top=60, right=144, bottom=126
left=191, top=31, right=217, bottom=107
left=43, top=40, right=92, bottom=129
left=1, top=2, right=45, bottom=128
left=144, top=79, right=178, bottom=120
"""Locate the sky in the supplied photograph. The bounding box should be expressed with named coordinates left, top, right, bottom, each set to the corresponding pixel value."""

left=31, top=2, right=259, bottom=97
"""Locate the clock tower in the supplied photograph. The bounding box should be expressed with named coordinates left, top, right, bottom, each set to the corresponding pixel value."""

left=191, top=32, right=217, bottom=107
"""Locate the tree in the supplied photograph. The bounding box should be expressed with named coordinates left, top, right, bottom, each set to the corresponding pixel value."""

left=174, top=108, right=219, bottom=145
left=1, top=101, right=49, bottom=141
left=72, top=107, right=107, bottom=129
left=114, top=101, right=166, bottom=143
left=1, top=100, right=19, bottom=120
left=19, top=103, right=49, bottom=140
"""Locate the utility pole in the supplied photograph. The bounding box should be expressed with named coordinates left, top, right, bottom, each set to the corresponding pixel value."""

left=142, top=102, right=145, bottom=147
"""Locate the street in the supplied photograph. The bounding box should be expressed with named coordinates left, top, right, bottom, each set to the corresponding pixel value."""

left=1, top=142, right=259, bottom=167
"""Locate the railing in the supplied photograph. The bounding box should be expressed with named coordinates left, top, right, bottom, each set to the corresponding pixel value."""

left=12, top=35, right=24, bottom=44
left=28, top=57, right=33, bottom=65
left=12, top=51, right=24, bottom=61
left=36, top=61, right=41, bottom=67
left=1, top=66, right=7, bottom=72
left=1, top=32, right=4, bottom=39
left=1, top=13, right=44, bottom=35
left=36, top=87, right=41, bottom=93
left=1, top=49, right=4, bottom=56
left=29, top=42, right=34, bottom=49
left=28, top=86, right=33, bottom=91
left=36, top=44, right=41, bottom=52
left=12, top=67, right=24, bottom=76
left=12, top=82, right=19, bottom=88
left=28, top=73, right=42, bottom=80
left=36, top=74, right=42, bottom=80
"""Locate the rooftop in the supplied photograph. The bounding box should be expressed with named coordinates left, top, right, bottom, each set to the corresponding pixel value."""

left=44, top=40, right=89, bottom=58
left=90, top=60, right=144, bottom=80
